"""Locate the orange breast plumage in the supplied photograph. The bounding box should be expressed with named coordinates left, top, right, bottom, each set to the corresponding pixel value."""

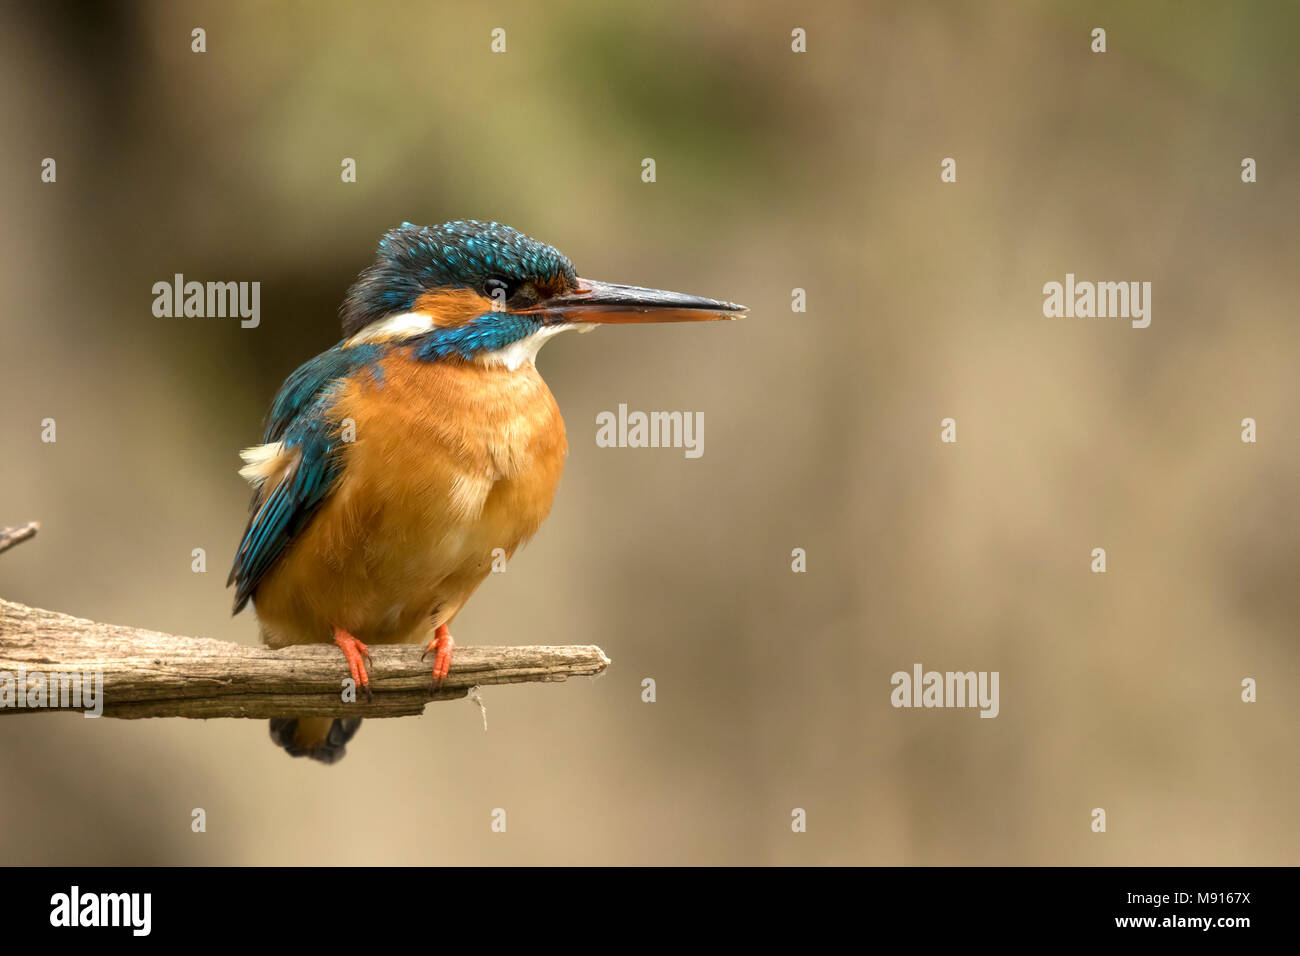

left=248, top=348, right=567, bottom=649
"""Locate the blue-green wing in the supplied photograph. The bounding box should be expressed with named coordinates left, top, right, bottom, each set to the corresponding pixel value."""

left=227, top=344, right=382, bottom=613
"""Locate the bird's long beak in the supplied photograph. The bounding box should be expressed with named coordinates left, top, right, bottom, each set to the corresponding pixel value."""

left=525, top=278, right=747, bottom=324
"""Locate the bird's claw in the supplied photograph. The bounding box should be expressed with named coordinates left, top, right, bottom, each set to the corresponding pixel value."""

left=424, top=626, right=455, bottom=695
left=333, top=628, right=373, bottom=701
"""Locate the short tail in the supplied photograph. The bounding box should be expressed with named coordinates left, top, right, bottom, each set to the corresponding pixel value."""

left=269, top=717, right=362, bottom=764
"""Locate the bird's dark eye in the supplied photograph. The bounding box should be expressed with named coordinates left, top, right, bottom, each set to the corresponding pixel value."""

left=482, top=277, right=512, bottom=304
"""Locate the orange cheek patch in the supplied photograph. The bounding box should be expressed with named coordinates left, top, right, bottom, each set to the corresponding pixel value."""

left=413, top=288, right=498, bottom=327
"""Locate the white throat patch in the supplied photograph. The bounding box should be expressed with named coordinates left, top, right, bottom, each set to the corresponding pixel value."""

left=478, top=323, right=593, bottom=371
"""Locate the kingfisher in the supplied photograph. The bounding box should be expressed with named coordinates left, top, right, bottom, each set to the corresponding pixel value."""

left=228, top=220, right=744, bottom=763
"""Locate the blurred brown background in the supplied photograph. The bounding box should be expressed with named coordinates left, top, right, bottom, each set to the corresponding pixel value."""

left=1, top=0, right=1297, bottom=865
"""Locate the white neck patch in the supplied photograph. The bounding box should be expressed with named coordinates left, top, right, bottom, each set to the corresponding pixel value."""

left=347, top=312, right=594, bottom=369
left=346, top=311, right=434, bottom=346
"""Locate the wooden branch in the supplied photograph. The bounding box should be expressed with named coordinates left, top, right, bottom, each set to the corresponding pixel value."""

left=0, top=522, right=39, bottom=555
left=0, top=598, right=609, bottom=719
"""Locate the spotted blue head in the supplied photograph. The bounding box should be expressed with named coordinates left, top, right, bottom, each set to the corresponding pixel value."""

left=338, top=220, right=746, bottom=368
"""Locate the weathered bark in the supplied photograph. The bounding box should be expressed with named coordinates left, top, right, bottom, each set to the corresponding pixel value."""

left=0, top=598, right=609, bottom=719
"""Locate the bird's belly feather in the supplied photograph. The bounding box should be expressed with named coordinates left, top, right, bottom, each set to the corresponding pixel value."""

left=251, top=352, right=566, bottom=647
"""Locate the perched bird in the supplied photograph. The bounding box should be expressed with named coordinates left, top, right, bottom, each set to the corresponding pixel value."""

left=228, top=220, right=744, bottom=762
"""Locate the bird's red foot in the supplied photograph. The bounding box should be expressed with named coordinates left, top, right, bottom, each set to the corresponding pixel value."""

left=334, top=627, right=373, bottom=702
left=422, top=624, right=455, bottom=693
